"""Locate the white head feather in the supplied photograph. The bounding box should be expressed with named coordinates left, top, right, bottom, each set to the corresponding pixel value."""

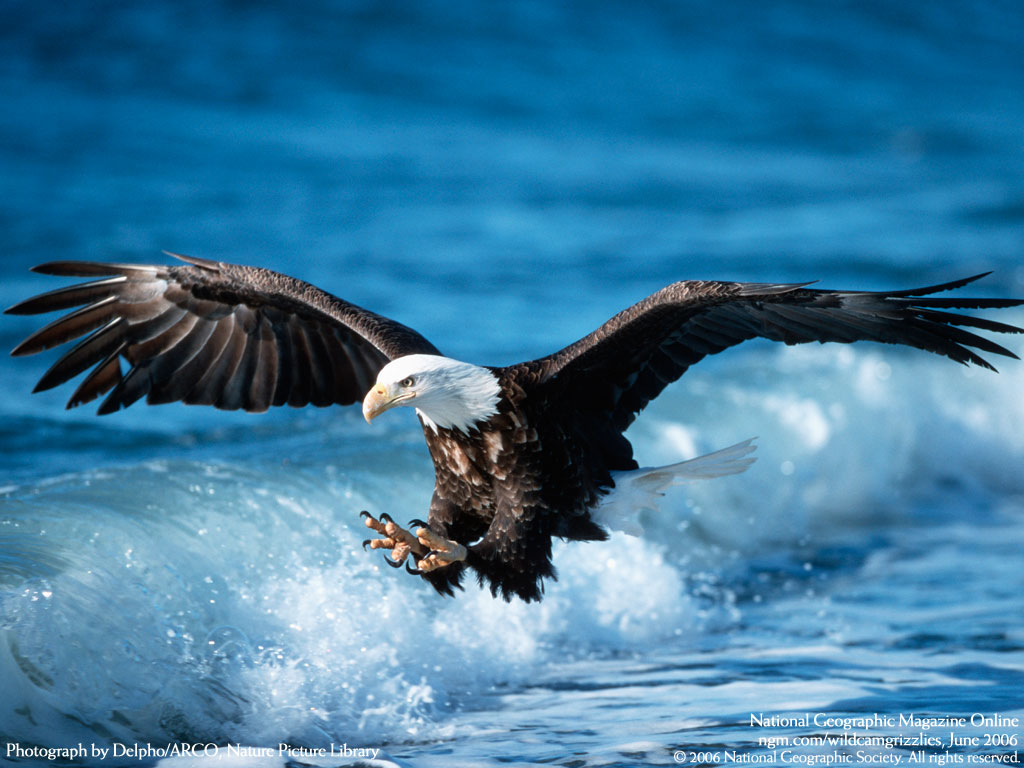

left=369, top=354, right=501, bottom=433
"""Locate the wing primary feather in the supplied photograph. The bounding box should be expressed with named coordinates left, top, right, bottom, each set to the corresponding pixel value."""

left=68, top=344, right=125, bottom=409
left=98, top=362, right=153, bottom=414
left=899, top=296, right=1024, bottom=309
left=11, top=296, right=119, bottom=356
left=905, top=308, right=1024, bottom=336
left=30, top=262, right=160, bottom=277
left=882, top=272, right=992, bottom=297
left=913, top=318, right=1020, bottom=360
left=33, top=317, right=125, bottom=392
left=4, top=277, right=129, bottom=316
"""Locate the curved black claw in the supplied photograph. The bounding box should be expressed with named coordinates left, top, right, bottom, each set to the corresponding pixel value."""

left=405, top=561, right=423, bottom=575
left=381, top=553, right=403, bottom=569
left=359, top=510, right=372, bottom=521
left=379, top=512, right=395, bottom=525
left=361, top=539, right=373, bottom=551
left=408, top=518, right=430, bottom=530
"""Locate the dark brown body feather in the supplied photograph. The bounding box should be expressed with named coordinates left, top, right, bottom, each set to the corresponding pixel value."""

left=7, top=256, right=1023, bottom=602
left=421, top=364, right=618, bottom=601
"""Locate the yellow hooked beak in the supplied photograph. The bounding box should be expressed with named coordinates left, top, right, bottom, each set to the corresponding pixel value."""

left=362, top=384, right=413, bottom=423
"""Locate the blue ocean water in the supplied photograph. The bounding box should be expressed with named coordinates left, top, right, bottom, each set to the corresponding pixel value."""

left=2, top=2, right=1024, bottom=766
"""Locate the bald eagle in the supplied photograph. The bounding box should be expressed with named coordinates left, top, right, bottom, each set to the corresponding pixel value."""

left=7, top=254, right=1023, bottom=601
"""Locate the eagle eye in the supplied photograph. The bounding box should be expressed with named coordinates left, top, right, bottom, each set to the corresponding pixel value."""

left=400, top=376, right=415, bottom=388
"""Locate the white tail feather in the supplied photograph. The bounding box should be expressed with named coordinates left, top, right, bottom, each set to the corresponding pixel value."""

left=592, top=438, right=757, bottom=536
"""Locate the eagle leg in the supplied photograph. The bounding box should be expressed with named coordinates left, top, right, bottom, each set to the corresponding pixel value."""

left=360, top=510, right=428, bottom=568
left=411, top=524, right=467, bottom=573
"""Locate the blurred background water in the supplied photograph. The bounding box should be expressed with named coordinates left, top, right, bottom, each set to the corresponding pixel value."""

left=1, top=1, right=1023, bottom=766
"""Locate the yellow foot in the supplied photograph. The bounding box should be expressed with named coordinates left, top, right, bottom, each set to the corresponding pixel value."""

left=410, top=522, right=468, bottom=573
left=359, top=512, right=467, bottom=574
left=360, top=511, right=426, bottom=569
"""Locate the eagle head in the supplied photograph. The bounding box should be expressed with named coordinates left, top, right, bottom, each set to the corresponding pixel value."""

left=362, top=354, right=501, bottom=433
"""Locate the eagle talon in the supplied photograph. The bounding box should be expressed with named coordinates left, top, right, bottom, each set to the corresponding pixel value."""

left=409, top=532, right=468, bottom=572
left=360, top=510, right=430, bottom=572
left=361, top=510, right=464, bottom=574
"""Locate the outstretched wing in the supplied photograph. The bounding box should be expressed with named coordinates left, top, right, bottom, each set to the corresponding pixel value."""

left=6, top=253, right=440, bottom=414
left=535, top=274, right=1023, bottom=433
